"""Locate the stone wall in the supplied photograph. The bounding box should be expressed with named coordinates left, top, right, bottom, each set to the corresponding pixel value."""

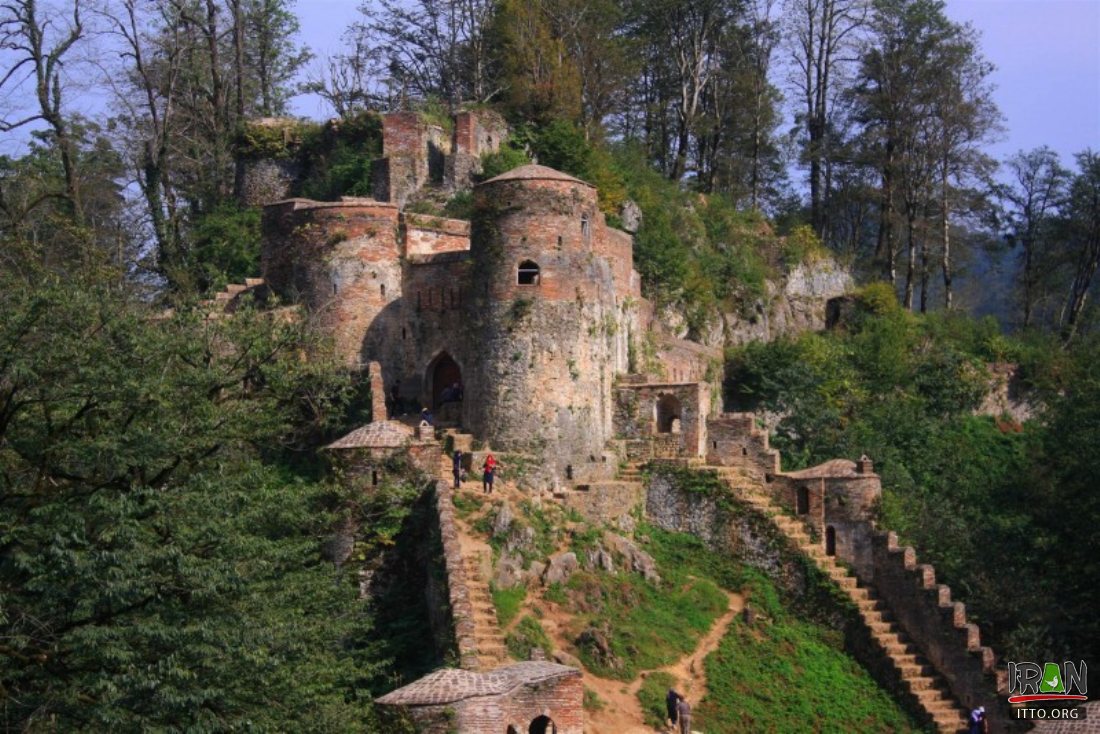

left=447, top=108, right=508, bottom=190
left=433, top=480, right=479, bottom=670
left=868, top=531, right=1014, bottom=730
left=240, top=158, right=300, bottom=207
left=705, top=413, right=780, bottom=478
left=461, top=171, right=637, bottom=485
left=613, top=381, right=709, bottom=458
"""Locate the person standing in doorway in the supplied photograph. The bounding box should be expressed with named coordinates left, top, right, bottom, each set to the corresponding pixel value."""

left=452, top=450, right=463, bottom=489
left=482, top=453, right=497, bottom=494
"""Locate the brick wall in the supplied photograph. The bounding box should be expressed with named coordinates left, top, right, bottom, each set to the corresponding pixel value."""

left=704, top=413, right=781, bottom=477
left=404, top=213, right=471, bottom=256
left=447, top=109, right=508, bottom=190
left=613, top=382, right=709, bottom=458
left=261, top=198, right=403, bottom=367
left=433, top=480, right=479, bottom=670
left=869, top=531, right=1016, bottom=730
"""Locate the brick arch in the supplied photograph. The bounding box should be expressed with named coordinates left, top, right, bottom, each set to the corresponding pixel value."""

left=426, top=351, right=463, bottom=409
left=529, top=715, right=556, bottom=734
left=655, top=393, right=682, bottom=434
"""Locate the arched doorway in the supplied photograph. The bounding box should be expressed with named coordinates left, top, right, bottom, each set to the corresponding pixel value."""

left=427, top=352, right=462, bottom=409
left=825, top=525, right=837, bottom=556
left=655, top=394, right=682, bottom=434
left=796, top=485, right=810, bottom=515
left=507, top=727, right=520, bottom=734
left=529, top=715, right=556, bottom=734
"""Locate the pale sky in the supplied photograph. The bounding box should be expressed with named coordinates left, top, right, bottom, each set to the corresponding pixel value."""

left=290, top=0, right=1100, bottom=170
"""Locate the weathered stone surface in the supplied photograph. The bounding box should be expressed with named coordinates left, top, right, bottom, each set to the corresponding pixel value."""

left=542, top=551, right=579, bottom=585
left=585, top=546, right=614, bottom=573
left=604, top=532, right=660, bottom=583
left=619, top=199, right=643, bottom=233
left=493, top=501, right=515, bottom=537
left=493, top=552, right=525, bottom=589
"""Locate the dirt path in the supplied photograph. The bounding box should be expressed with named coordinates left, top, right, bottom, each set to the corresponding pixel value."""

left=558, top=589, right=743, bottom=734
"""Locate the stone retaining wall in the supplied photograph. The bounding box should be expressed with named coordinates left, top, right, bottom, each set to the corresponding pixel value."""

left=432, top=480, right=479, bottom=670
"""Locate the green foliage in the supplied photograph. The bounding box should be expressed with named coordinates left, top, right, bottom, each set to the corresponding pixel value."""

left=188, top=203, right=263, bottom=292
left=637, top=671, right=678, bottom=728
left=505, top=616, right=552, bottom=660
left=492, top=584, right=527, bottom=627
left=697, top=578, right=921, bottom=733
left=612, top=146, right=784, bottom=335
left=583, top=687, right=606, bottom=712
left=857, top=281, right=903, bottom=315
left=726, top=309, right=1100, bottom=666
left=479, top=138, right=532, bottom=180
left=568, top=570, right=727, bottom=680
left=235, top=120, right=311, bottom=160
left=297, top=112, right=383, bottom=201
left=0, top=275, right=392, bottom=730
left=443, top=190, right=474, bottom=220
left=781, top=224, right=828, bottom=267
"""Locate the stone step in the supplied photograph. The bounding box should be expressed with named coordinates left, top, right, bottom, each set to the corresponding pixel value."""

left=245, top=277, right=264, bottom=287
left=224, top=283, right=248, bottom=295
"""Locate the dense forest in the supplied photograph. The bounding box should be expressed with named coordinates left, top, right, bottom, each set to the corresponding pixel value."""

left=1, top=0, right=1097, bottom=729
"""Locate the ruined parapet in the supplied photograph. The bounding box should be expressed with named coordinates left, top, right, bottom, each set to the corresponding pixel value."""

left=446, top=108, right=508, bottom=191
left=372, top=112, right=452, bottom=208
left=613, top=380, right=711, bottom=459
left=705, top=412, right=781, bottom=477
left=375, top=660, right=583, bottom=733
left=261, top=197, right=403, bottom=367
left=869, top=531, right=1017, bottom=731
left=236, top=117, right=304, bottom=207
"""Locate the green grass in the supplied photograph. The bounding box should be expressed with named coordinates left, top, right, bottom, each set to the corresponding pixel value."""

left=583, top=687, right=606, bottom=712
left=567, top=570, right=727, bottom=681
left=637, top=671, right=678, bottom=728
left=505, top=616, right=552, bottom=661
left=491, top=585, right=526, bottom=628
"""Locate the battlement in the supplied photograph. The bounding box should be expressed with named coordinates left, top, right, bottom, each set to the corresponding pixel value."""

left=871, top=531, right=1015, bottom=730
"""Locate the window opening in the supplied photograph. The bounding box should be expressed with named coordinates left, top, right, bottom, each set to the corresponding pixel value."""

left=517, top=260, right=541, bottom=286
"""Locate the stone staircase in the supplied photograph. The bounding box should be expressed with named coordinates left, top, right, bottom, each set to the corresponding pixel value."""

left=709, top=465, right=969, bottom=734
left=203, top=277, right=267, bottom=314
left=433, top=430, right=508, bottom=672
left=462, top=550, right=509, bottom=671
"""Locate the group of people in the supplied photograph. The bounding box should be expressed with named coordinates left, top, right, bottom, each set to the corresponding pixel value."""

left=452, top=449, right=499, bottom=494
left=665, top=689, right=691, bottom=734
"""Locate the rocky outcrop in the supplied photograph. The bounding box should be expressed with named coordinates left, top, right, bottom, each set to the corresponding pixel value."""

left=722, top=258, right=855, bottom=346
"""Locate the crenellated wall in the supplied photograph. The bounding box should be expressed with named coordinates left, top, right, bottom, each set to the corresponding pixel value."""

left=869, top=531, right=1013, bottom=729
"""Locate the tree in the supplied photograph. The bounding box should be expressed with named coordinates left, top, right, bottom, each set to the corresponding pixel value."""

left=1059, top=150, right=1100, bottom=342
left=0, top=0, right=87, bottom=220
left=784, top=0, right=867, bottom=240
left=489, top=0, right=582, bottom=124
left=1000, top=147, right=1069, bottom=328
left=353, top=0, right=498, bottom=109
left=0, top=271, right=390, bottom=730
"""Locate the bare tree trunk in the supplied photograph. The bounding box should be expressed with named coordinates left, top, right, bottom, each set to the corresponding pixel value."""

left=940, top=160, right=952, bottom=310
left=903, top=208, right=916, bottom=310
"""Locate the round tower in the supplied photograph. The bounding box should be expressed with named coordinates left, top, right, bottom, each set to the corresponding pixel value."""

left=261, top=197, right=404, bottom=367
left=465, top=165, right=620, bottom=485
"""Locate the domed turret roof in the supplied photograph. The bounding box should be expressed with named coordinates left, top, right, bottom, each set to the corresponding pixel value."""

left=479, top=163, right=594, bottom=188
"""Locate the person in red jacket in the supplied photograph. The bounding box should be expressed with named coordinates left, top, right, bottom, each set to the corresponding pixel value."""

left=482, top=453, right=497, bottom=494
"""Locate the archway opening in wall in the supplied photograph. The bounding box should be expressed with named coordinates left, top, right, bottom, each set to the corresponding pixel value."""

left=518, top=260, right=540, bottom=285
left=796, top=485, right=810, bottom=515
left=825, top=525, right=836, bottom=556
left=656, top=393, right=682, bottom=434
left=529, top=716, right=556, bottom=734
left=507, top=727, right=520, bottom=734
left=428, top=352, right=463, bottom=409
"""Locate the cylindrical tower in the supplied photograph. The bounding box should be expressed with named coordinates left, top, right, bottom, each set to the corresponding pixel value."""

left=465, top=165, right=620, bottom=484
left=261, top=197, right=404, bottom=367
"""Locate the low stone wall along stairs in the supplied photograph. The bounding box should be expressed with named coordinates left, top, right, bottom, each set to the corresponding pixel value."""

left=709, top=465, right=970, bottom=733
